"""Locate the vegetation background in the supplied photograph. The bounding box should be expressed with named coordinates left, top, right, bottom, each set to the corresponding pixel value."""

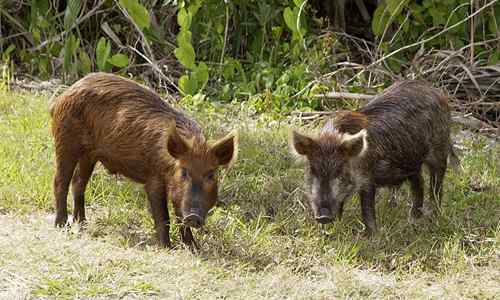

left=0, top=0, right=499, bottom=298
left=1, top=0, right=499, bottom=124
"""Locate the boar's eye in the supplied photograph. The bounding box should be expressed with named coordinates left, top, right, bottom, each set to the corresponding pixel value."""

left=205, top=170, right=215, bottom=181
left=181, top=168, right=189, bottom=180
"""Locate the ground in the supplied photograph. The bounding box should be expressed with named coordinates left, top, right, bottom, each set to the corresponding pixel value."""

left=0, top=90, right=499, bottom=299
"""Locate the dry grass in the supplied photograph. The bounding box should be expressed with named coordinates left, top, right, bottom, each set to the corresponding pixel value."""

left=0, top=89, right=499, bottom=299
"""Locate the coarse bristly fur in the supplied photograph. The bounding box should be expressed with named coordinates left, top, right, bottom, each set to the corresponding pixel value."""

left=50, top=72, right=238, bottom=248
left=290, top=80, right=455, bottom=235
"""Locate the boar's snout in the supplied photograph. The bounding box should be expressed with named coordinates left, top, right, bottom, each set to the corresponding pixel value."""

left=183, top=209, right=204, bottom=228
left=315, top=207, right=334, bottom=224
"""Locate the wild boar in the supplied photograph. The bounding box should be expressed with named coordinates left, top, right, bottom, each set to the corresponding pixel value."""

left=290, top=80, right=456, bottom=235
left=50, top=72, right=237, bottom=247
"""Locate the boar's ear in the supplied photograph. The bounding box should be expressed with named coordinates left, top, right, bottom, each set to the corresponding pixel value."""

left=289, top=130, right=316, bottom=156
left=212, top=131, right=238, bottom=167
left=340, top=129, right=368, bottom=157
left=167, top=126, right=190, bottom=159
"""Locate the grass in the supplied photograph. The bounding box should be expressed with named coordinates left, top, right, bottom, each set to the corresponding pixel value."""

left=0, top=89, right=499, bottom=299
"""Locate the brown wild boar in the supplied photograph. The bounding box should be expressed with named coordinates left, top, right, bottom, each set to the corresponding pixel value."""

left=50, top=72, right=237, bottom=248
left=290, top=80, right=456, bottom=235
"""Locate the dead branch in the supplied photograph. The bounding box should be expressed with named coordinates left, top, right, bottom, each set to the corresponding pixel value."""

left=116, top=1, right=179, bottom=93
left=314, top=92, right=374, bottom=100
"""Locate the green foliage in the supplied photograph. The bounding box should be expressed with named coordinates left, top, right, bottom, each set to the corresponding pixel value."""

left=175, top=0, right=210, bottom=96
left=3, top=0, right=499, bottom=114
left=63, top=34, right=80, bottom=77
left=78, top=50, right=92, bottom=75
left=1, top=45, right=16, bottom=62
left=119, top=0, right=151, bottom=29
left=63, top=0, right=82, bottom=30
left=372, top=0, right=500, bottom=65
left=96, top=37, right=112, bottom=72
left=174, top=31, right=196, bottom=70
left=108, top=54, right=130, bottom=68
left=372, top=0, right=410, bottom=36
left=283, top=0, right=308, bottom=56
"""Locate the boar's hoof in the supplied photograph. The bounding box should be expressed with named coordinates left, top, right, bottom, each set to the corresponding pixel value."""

left=183, top=213, right=203, bottom=229
left=315, top=208, right=334, bottom=224
left=54, top=216, right=69, bottom=228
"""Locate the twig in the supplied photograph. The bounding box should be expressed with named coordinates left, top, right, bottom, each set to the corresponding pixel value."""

left=127, top=45, right=178, bottom=93
left=0, top=9, right=34, bottom=46
left=290, top=63, right=366, bottom=99
left=219, top=2, right=230, bottom=65
left=452, top=114, right=491, bottom=130
left=116, top=1, right=179, bottom=92
left=315, top=92, right=374, bottom=100
left=292, top=111, right=335, bottom=116
left=377, top=0, right=408, bottom=50
left=101, top=22, right=123, bottom=47
left=354, top=0, right=371, bottom=22
left=297, top=0, right=308, bottom=50
left=470, top=0, right=475, bottom=65
left=421, top=37, right=500, bottom=76
left=459, top=63, right=483, bottom=97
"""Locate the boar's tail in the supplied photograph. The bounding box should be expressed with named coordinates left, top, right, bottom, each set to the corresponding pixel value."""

left=448, top=144, right=461, bottom=171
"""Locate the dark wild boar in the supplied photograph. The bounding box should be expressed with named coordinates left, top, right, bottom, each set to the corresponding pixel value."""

left=290, top=80, right=456, bottom=235
left=50, top=72, right=237, bottom=247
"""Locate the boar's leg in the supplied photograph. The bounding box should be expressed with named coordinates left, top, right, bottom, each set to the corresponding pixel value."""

left=359, top=185, right=377, bottom=235
left=71, top=155, right=96, bottom=223
left=180, top=225, right=198, bottom=249
left=54, top=152, right=78, bottom=227
left=145, top=178, right=171, bottom=248
left=337, top=201, right=345, bottom=220
left=409, top=172, right=424, bottom=219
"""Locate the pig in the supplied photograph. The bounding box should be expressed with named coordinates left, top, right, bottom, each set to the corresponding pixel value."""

left=50, top=72, right=237, bottom=248
left=290, top=80, right=456, bottom=235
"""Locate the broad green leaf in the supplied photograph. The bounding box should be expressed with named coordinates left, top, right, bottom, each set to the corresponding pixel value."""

left=386, top=0, right=409, bottom=17
left=488, top=9, right=500, bottom=34
left=2, top=44, right=16, bottom=61
left=143, top=27, right=163, bottom=44
left=428, top=5, right=446, bottom=26
left=32, top=29, right=41, bottom=44
left=174, top=44, right=196, bottom=69
left=192, top=62, right=208, bottom=89
left=108, top=53, right=129, bottom=68
left=372, top=0, right=410, bottom=36
left=372, top=4, right=390, bottom=36
left=177, top=8, right=191, bottom=29
left=223, top=62, right=236, bottom=81
left=79, top=50, right=92, bottom=74
left=293, top=0, right=305, bottom=7
left=178, top=75, right=198, bottom=95
left=187, top=0, right=203, bottom=16
left=38, top=56, right=50, bottom=79
left=119, top=0, right=150, bottom=29
left=96, top=37, right=111, bottom=71
left=63, top=34, right=80, bottom=74
left=64, top=0, right=82, bottom=30
left=176, top=30, right=192, bottom=49
left=488, top=50, right=500, bottom=65
left=283, top=7, right=296, bottom=33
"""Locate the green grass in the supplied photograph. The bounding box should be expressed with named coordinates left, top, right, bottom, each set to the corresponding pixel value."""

left=0, top=89, right=499, bottom=299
